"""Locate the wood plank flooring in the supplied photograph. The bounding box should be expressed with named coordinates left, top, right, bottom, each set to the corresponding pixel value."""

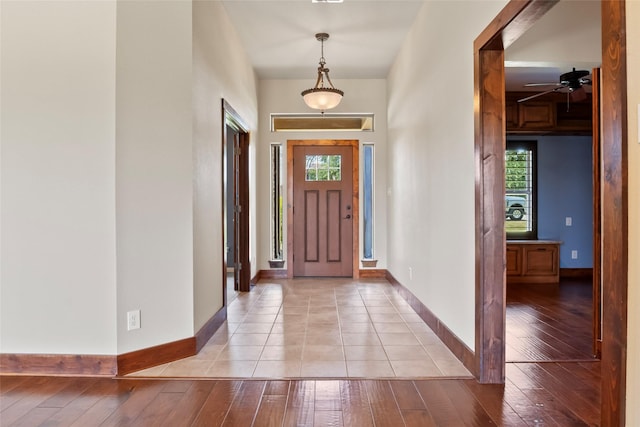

left=507, top=278, right=595, bottom=362
left=1, top=363, right=600, bottom=426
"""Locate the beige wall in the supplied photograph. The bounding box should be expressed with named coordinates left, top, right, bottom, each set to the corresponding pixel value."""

left=386, top=0, right=508, bottom=348
left=192, top=1, right=258, bottom=332
left=626, top=1, right=639, bottom=424
left=115, top=1, right=195, bottom=354
left=1, top=0, right=259, bottom=356
left=1, top=1, right=118, bottom=354
left=256, top=79, right=388, bottom=271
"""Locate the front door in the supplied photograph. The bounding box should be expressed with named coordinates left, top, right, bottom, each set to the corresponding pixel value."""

left=292, top=144, right=354, bottom=277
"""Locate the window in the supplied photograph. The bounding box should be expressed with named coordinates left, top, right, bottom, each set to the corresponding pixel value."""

left=305, top=155, right=342, bottom=181
left=363, top=144, right=374, bottom=259
left=505, top=140, right=537, bottom=239
left=270, top=144, right=283, bottom=260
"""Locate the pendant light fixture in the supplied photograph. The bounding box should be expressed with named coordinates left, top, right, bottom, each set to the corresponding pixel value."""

left=301, top=33, right=344, bottom=111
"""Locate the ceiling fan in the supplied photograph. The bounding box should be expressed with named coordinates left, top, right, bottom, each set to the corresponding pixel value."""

left=517, top=68, right=592, bottom=104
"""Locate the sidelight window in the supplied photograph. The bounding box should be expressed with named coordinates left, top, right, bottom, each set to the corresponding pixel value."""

left=270, top=144, right=284, bottom=260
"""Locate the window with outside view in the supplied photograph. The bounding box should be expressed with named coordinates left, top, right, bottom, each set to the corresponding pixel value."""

left=305, top=155, right=342, bottom=181
left=505, top=140, right=537, bottom=239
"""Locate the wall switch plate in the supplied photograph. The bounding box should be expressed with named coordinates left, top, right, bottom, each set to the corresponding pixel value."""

left=571, top=250, right=578, bottom=259
left=565, top=217, right=572, bottom=226
left=127, top=310, right=141, bottom=331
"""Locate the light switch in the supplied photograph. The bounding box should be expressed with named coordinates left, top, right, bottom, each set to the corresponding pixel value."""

left=565, top=217, right=572, bottom=226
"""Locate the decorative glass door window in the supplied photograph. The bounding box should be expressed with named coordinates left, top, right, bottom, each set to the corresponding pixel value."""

left=305, top=155, right=342, bottom=181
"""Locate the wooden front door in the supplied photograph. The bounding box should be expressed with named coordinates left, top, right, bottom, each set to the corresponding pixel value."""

left=292, top=144, right=354, bottom=277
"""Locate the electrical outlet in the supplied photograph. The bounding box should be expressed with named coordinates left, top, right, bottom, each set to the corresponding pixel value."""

left=571, top=250, right=578, bottom=260
left=127, top=310, right=141, bottom=331
left=565, top=217, right=572, bottom=226
left=409, top=267, right=413, bottom=281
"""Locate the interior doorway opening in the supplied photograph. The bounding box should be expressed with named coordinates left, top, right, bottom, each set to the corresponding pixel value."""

left=222, top=100, right=251, bottom=300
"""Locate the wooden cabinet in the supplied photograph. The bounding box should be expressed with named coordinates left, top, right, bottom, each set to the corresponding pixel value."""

left=506, top=92, right=592, bottom=134
left=507, top=241, right=560, bottom=284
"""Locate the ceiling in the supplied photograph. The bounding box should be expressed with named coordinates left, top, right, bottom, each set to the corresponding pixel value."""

left=220, top=0, right=602, bottom=89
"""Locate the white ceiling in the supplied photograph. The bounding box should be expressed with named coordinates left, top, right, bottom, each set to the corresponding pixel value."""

left=220, top=0, right=602, bottom=89
left=220, top=0, right=425, bottom=79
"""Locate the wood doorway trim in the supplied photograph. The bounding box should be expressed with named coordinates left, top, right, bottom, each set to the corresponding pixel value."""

left=286, top=140, right=360, bottom=279
left=222, top=99, right=251, bottom=298
left=473, top=1, right=628, bottom=424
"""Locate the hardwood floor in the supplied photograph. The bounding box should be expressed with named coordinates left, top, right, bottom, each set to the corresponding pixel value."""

left=506, top=278, right=595, bottom=362
left=0, top=363, right=600, bottom=426
left=1, top=278, right=602, bottom=425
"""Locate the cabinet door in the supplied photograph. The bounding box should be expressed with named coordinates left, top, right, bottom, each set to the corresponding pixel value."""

left=518, top=101, right=556, bottom=129
left=506, top=245, right=522, bottom=276
left=523, top=245, right=558, bottom=277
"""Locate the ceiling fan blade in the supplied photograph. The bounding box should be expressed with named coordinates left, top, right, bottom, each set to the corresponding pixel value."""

left=524, top=82, right=562, bottom=87
left=517, top=88, right=560, bottom=103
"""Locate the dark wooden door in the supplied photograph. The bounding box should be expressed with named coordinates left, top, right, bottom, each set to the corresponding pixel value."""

left=235, top=132, right=250, bottom=291
left=293, top=145, right=353, bottom=277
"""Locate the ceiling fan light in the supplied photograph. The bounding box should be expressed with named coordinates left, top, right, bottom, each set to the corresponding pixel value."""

left=302, top=87, right=344, bottom=110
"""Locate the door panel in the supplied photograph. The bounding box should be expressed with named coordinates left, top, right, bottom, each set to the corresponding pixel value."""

left=293, top=145, right=353, bottom=277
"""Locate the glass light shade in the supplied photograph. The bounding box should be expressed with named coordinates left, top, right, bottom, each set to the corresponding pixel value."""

left=301, top=88, right=344, bottom=110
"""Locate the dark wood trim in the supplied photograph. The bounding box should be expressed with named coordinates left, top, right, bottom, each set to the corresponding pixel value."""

left=237, top=131, right=251, bottom=291
left=195, top=307, right=227, bottom=352
left=474, top=46, right=506, bottom=384
left=0, top=354, right=117, bottom=377
left=385, top=271, right=475, bottom=376
left=600, top=1, right=628, bottom=425
left=559, top=268, right=593, bottom=279
left=475, top=0, right=628, bottom=422
left=474, top=0, right=558, bottom=52
left=473, top=0, right=571, bottom=386
left=116, top=337, right=196, bottom=376
left=591, top=67, right=603, bottom=360
left=286, top=140, right=360, bottom=279
left=358, top=269, right=386, bottom=279
left=251, top=270, right=261, bottom=283
left=258, top=269, right=289, bottom=280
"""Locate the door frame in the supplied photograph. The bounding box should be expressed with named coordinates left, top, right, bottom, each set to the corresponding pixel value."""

left=474, top=1, right=627, bottom=424
left=222, top=99, right=251, bottom=298
left=286, top=140, right=360, bottom=279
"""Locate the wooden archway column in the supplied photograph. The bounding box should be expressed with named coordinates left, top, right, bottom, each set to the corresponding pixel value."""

left=473, top=0, right=628, bottom=424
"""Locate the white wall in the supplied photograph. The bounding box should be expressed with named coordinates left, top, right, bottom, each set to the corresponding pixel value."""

left=626, top=1, right=640, bottom=424
left=386, top=0, right=508, bottom=349
left=257, top=79, right=388, bottom=271
left=192, top=1, right=258, bottom=332
left=115, top=1, right=194, bottom=354
left=505, top=0, right=601, bottom=67
left=1, top=1, right=117, bottom=354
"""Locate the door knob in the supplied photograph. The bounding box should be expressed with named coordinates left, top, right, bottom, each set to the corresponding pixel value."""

left=344, top=214, right=351, bottom=219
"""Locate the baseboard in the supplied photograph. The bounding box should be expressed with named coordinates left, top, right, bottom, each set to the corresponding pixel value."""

left=258, top=269, right=288, bottom=280
left=0, top=353, right=117, bottom=377
left=195, top=307, right=227, bottom=352
left=560, top=268, right=593, bottom=279
left=251, top=271, right=261, bottom=283
left=358, top=269, right=386, bottom=278
left=117, top=337, right=196, bottom=376
left=385, top=271, right=476, bottom=376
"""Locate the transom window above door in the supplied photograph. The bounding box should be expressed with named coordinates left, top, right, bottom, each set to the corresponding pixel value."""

left=305, top=155, right=342, bottom=181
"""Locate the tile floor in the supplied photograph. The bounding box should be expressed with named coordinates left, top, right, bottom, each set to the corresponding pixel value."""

left=129, top=278, right=472, bottom=379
